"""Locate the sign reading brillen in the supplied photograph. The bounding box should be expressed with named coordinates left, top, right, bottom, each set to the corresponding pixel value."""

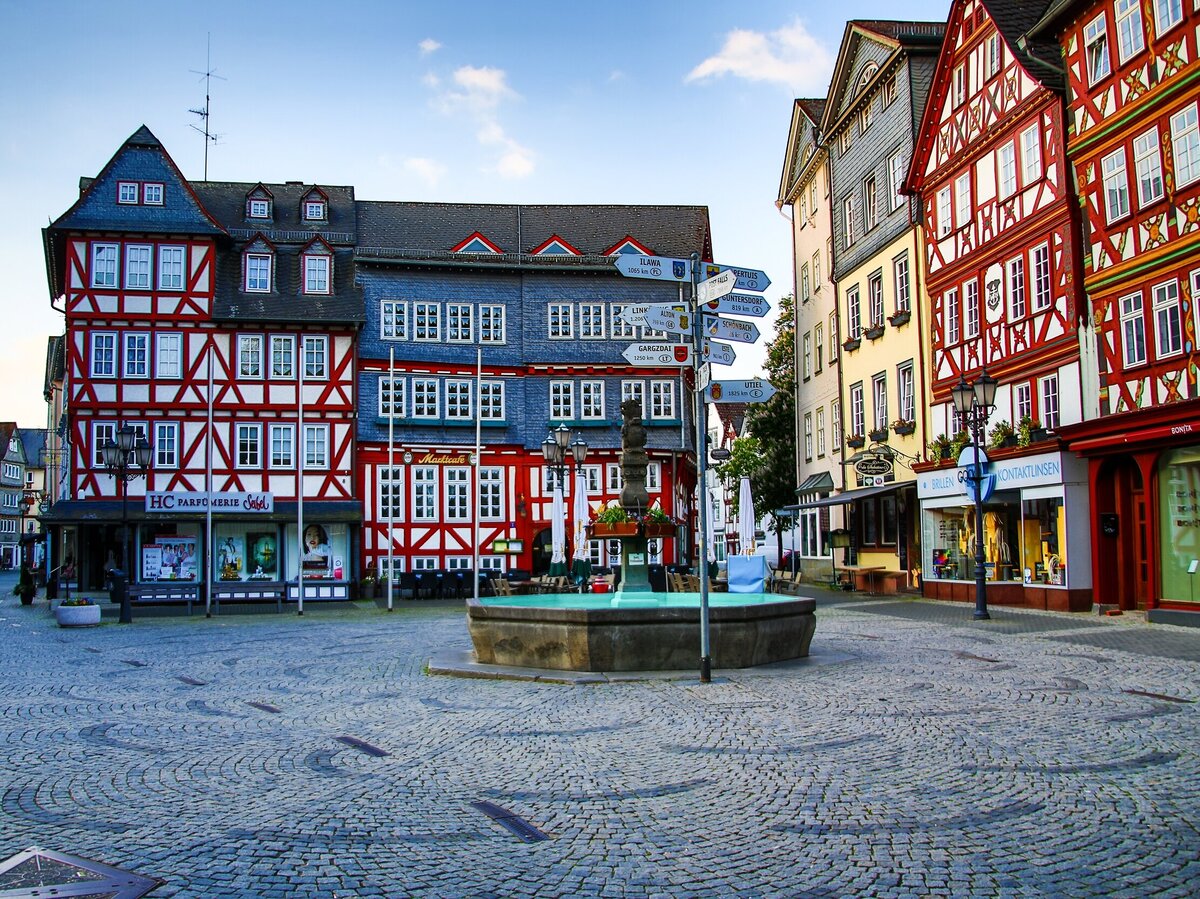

left=146, top=491, right=274, bottom=513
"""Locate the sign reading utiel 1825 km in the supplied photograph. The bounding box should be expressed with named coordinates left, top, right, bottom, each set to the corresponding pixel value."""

left=621, top=342, right=694, bottom=366
left=704, top=379, right=777, bottom=403
left=614, top=253, right=692, bottom=282
left=699, top=262, right=771, bottom=293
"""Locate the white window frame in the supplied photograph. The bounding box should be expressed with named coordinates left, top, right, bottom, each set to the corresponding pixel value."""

left=142, top=183, right=163, bottom=205
left=862, top=175, right=877, bottom=232
left=92, top=243, right=118, bottom=288
left=1084, top=13, right=1112, bottom=84
left=1171, top=104, right=1200, bottom=188
left=379, top=465, right=403, bottom=520
left=872, top=373, right=888, bottom=431
left=304, top=200, right=326, bottom=221
left=303, top=254, right=331, bottom=295
left=414, top=302, right=440, bottom=341
left=998, top=142, right=1017, bottom=198
left=238, top=335, right=264, bottom=379
left=804, top=413, right=813, bottom=462
left=446, top=304, right=474, bottom=343
left=832, top=400, right=842, bottom=451
left=1016, top=383, right=1033, bottom=422
left=445, top=467, right=470, bottom=521
left=480, top=380, right=505, bottom=420
left=1040, top=374, right=1061, bottom=430
left=1134, top=127, right=1165, bottom=206
left=158, top=245, right=185, bottom=291
left=947, top=288, right=961, bottom=344
left=1153, top=279, right=1183, bottom=358
left=650, top=380, right=676, bottom=419
left=802, top=332, right=812, bottom=380
left=580, top=380, right=605, bottom=420
left=156, top=332, right=182, bottom=379
left=579, top=303, right=605, bottom=339
left=302, top=335, right=327, bottom=380
left=937, top=187, right=952, bottom=237
left=898, top=363, right=915, bottom=422
left=91, top=331, right=116, bottom=377
left=379, top=375, right=406, bottom=418
left=1115, top=0, right=1145, bottom=64
left=868, top=273, right=884, bottom=327
left=843, top=196, right=856, bottom=246
left=1102, top=147, right=1131, bottom=222
left=479, top=467, right=503, bottom=520
left=1120, top=292, right=1147, bottom=367
left=814, top=323, right=824, bottom=373
left=245, top=253, right=272, bottom=293
left=551, top=381, right=574, bottom=420
left=92, top=422, right=116, bottom=468
left=953, top=63, right=966, bottom=107
left=893, top=253, right=910, bottom=312
left=847, top=286, right=861, bottom=339
left=118, top=182, right=139, bottom=205
left=1021, top=125, right=1042, bottom=185
left=1008, top=256, right=1027, bottom=320
left=850, top=383, right=865, bottom=438
left=124, top=244, right=151, bottom=290
left=248, top=198, right=270, bottom=219
left=381, top=300, right=408, bottom=340
left=480, top=304, right=506, bottom=343
left=269, top=424, right=295, bottom=469
left=965, top=279, right=980, bottom=339
left=986, top=33, right=1001, bottom=78
left=303, top=424, right=329, bottom=469
left=1154, top=0, right=1183, bottom=35
left=154, top=422, right=178, bottom=469
left=237, top=423, right=262, bottom=469
left=271, top=334, right=295, bottom=379
left=412, top=379, right=439, bottom=418
left=610, top=305, right=637, bottom=339
left=888, top=152, right=906, bottom=212
left=1032, top=243, right=1052, bottom=311
left=816, top=407, right=826, bottom=458
left=413, top=467, right=437, bottom=521
left=621, top=380, right=645, bottom=414
left=123, top=332, right=149, bottom=378
left=446, top=380, right=473, bottom=420
left=954, top=172, right=971, bottom=229
left=548, top=303, right=574, bottom=339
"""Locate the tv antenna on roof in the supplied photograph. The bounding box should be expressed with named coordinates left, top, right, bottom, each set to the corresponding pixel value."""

left=188, top=33, right=226, bottom=181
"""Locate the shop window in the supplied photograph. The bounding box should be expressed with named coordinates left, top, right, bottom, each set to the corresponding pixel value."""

left=215, top=525, right=285, bottom=582
left=287, top=522, right=348, bottom=581
left=924, top=497, right=1021, bottom=583
left=1021, top=497, right=1067, bottom=585
left=138, top=527, right=201, bottom=583
left=857, top=494, right=896, bottom=548
left=1159, top=447, right=1200, bottom=602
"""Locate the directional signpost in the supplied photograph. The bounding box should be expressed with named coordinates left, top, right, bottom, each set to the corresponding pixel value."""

left=700, top=293, right=771, bottom=318
left=642, top=305, right=692, bottom=335
left=696, top=268, right=737, bottom=304
left=698, top=262, right=771, bottom=293
left=621, top=342, right=693, bottom=366
left=618, top=304, right=654, bottom=327
left=702, top=339, right=736, bottom=366
left=614, top=253, right=692, bottom=283
left=704, top=316, right=760, bottom=345
left=704, top=379, right=777, bottom=404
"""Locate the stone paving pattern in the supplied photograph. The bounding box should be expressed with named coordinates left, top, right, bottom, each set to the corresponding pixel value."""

left=2, top=576, right=1199, bottom=898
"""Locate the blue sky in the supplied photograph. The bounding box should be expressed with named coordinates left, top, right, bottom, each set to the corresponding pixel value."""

left=0, top=0, right=950, bottom=426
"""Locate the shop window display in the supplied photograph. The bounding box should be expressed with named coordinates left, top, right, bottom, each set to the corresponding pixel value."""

left=923, top=494, right=1021, bottom=582
left=285, top=522, right=348, bottom=581
left=1020, top=497, right=1067, bottom=585
left=139, top=525, right=201, bottom=582
left=1159, top=448, right=1200, bottom=603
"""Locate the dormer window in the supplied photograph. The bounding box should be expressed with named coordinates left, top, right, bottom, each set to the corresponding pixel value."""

left=248, top=199, right=270, bottom=218
left=245, top=253, right=273, bottom=293
left=118, top=182, right=139, bottom=204
left=304, top=254, right=331, bottom=294
left=304, top=201, right=326, bottom=221
left=143, top=183, right=163, bottom=205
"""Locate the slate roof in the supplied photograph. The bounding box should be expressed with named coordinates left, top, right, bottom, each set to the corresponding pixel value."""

left=714, top=402, right=750, bottom=439
left=796, top=98, right=827, bottom=126
left=981, top=0, right=1065, bottom=91
left=20, top=429, right=46, bottom=470
left=355, top=202, right=713, bottom=268
left=1026, top=0, right=1087, bottom=41
left=0, top=424, right=16, bottom=464
left=44, top=336, right=64, bottom=401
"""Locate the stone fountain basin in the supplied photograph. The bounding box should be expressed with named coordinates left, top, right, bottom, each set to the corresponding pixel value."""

left=466, top=593, right=816, bottom=672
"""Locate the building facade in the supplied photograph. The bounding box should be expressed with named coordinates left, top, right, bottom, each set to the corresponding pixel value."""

left=907, top=0, right=1092, bottom=611
left=778, top=98, right=844, bottom=578
left=0, top=424, right=27, bottom=568
left=1032, top=0, right=1200, bottom=621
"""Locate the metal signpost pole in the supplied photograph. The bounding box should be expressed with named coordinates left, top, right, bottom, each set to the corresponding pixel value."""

left=692, top=252, right=712, bottom=684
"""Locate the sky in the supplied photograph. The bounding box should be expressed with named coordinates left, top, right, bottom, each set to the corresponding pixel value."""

left=0, top=0, right=950, bottom=428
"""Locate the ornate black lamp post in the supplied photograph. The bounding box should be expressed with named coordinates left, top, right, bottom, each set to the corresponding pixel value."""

left=951, top=371, right=998, bottom=621
left=541, top=424, right=588, bottom=560
left=102, top=424, right=151, bottom=624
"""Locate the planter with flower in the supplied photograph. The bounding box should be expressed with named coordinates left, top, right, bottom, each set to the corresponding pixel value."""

left=887, top=309, right=911, bottom=328
left=868, top=426, right=889, bottom=443
left=863, top=322, right=886, bottom=341
left=949, top=430, right=971, bottom=459
left=1016, top=415, right=1047, bottom=447
left=588, top=503, right=638, bottom=538
left=56, top=596, right=101, bottom=628
left=12, top=565, right=36, bottom=605
left=988, top=420, right=1016, bottom=449
left=641, top=505, right=678, bottom=538
left=928, top=433, right=951, bottom=462
left=845, top=433, right=866, bottom=450
left=841, top=336, right=862, bottom=353
left=892, top=418, right=916, bottom=436
left=360, top=570, right=379, bottom=599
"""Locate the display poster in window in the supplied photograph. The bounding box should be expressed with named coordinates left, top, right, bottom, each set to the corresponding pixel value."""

left=142, top=545, right=163, bottom=581
left=302, top=523, right=333, bottom=579
left=218, top=535, right=245, bottom=580
left=157, top=536, right=198, bottom=581
left=248, top=532, right=277, bottom=579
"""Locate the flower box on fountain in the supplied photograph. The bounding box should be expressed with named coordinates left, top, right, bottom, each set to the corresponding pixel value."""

left=641, top=503, right=679, bottom=538
left=587, top=503, right=638, bottom=538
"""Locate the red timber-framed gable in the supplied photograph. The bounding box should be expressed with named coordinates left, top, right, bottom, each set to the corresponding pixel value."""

left=1037, top=0, right=1200, bottom=416
left=906, top=0, right=1084, bottom=404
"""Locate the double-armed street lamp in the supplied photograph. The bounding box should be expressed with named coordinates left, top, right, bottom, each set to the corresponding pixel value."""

left=102, top=424, right=151, bottom=624
left=542, top=424, right=589, bottom=559
left=951, top=370, right=998, bottom=621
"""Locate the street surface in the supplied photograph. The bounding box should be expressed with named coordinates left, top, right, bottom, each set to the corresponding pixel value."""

left=1, top=572, right=1198, bottom=897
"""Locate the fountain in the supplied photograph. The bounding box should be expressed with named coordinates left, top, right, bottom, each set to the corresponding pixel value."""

left=465, top=400, right=816, bottom=671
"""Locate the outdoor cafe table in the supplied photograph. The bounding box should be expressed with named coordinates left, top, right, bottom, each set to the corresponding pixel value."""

left=838, top=565, right=885, bottom=593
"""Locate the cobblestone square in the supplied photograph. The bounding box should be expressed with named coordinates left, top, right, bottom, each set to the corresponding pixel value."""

left=2, top=583, right=1198, bottom=897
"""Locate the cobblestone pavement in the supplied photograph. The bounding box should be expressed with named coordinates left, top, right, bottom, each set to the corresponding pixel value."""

left=2, top=576, right=1199, bottom=898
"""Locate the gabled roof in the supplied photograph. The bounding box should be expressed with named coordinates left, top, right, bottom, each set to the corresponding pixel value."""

left=1025, top=0, right=1088, bottom=42
left=981, top=0, right=1063, bottom=90
left=0, top=424, right=17, bottom=464
left=777, top=97, right=827, bottom=207
left=905, top=0, right=1062, bottom=194
left=20, top=429, right=46, bottom=469
left=602, top=235, right=654, bottom=256
left=531, top=235, right=582, bottom=256
left=451, top=231, right=504, bottom=253
left=820, top=20, right=945, bottom=136
left=192, top=181, right=356, bottom=243
left=714, top=403, right=750, bottom=439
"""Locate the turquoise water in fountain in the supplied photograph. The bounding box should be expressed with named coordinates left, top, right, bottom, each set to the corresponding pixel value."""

left=476, top=591, right=794, bottom=609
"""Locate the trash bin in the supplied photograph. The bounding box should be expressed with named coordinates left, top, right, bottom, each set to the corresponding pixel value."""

left=108, top=569, right=128, bottom=607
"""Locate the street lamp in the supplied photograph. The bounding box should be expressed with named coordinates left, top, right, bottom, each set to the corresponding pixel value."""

left=951, top=370, right=998, bottom=621
left=102, top=424, right=151, bottom=624
left=541, top=425, right=588, bottom=567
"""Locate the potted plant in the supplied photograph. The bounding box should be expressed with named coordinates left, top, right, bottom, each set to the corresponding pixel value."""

left=360, top=570, right=378, bottom=599
left=56, top=596, right=101, bottom=628
left=590, top=503, right=638, bottom=537
left=988, top=420, right=1016, bottom=449
left=868, top=426, right=889, bottom=442
left=1016, top=415, right=1046, bottom=447
left=841, top=336, right=862, bottom=353
left=949, top=430, right=971, bottom=459
left=887, top=308, right=911, bottom=327
left=863, top=321, right=886, bottom=340
left=642, top=504, right=678, bottom=538
left=12, top=564, right=36, bottom=605
left=377, top=570, right=389, bottom=600
left=928, top=433, right=951, bottom=461
left=845, top=433, right=866, bottom=449
left=892, top=418, right=916, bottom=436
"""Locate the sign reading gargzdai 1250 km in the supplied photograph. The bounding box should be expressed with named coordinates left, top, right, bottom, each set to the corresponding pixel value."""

left=146, top=491, right=274, bottom=513
left=704, top=379, right=776, bottom=403
left=621, top=342, right=694, bottom=366
left=614, top=253, right=692, bottom=282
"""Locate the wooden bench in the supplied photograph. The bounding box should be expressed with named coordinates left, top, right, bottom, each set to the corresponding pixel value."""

left=129, top=583, right=201, bottom=615
left=212, top=581, right=287, bottom=614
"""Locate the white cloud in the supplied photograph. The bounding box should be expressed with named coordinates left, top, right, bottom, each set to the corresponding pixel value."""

left=433, top=65, right=518, bottom=114
left=686, top=18, right=832, bottom=92
left=418, top=38, right=442, bottom=56
left=404, top=157, right=447, bottom=187
left=423, top=64, right=534, bottom=178
left=477, top=123, right=533, bottom=179
left=421, top=71, right=440, bottom=89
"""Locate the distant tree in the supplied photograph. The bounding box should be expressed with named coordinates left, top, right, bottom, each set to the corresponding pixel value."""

left=746, top=293, right=796, bottom=537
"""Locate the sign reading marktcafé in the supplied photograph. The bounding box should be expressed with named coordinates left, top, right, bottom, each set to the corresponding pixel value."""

left=146, top=491, right=274, bottom=513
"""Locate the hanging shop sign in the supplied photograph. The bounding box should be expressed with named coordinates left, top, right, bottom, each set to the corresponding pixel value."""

left=145, top=491, right=274, bottom=513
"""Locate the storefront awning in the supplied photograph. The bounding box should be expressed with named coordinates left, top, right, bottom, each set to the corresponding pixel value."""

left=785, top=482, right=899, bottom=511
left=796, top=472, right=835, bottom=494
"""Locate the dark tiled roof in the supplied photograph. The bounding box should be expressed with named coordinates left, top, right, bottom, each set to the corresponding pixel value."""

left=0, top=424, right=15, bottom=463
left=191, top=181, right=357, bottom=244
left=1027, top=0, right=1086, bottom=40
left=982, top=0, right=1064, bottom=91
left=20, top=429, right=46, bottom=468
left=796, top=98, right=827, bottom=125
left=853, top=19, right=947, bottom=47
left=355, top=202, right=712, bottom=262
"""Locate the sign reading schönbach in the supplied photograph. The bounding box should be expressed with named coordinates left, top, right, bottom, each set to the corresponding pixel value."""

left=145, top=492, right=274, bottom=513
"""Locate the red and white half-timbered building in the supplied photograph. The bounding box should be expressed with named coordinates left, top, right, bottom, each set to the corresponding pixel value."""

left=907, top=0, right=1093, bottom=612
left=43, top=127, right=360, bottom=602
left=1033, top=0, right=1200, bottom=622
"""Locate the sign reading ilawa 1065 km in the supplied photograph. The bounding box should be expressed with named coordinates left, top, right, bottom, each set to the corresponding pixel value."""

left=614, top=253, right=692, bottom=283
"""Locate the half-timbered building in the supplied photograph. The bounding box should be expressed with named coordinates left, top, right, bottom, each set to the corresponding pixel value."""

left=907, top=0, right=1093, bottom=612
left=42, top=127, right=361, bottom=600
left=1031, top=0, right=1200, bottom=622
left=353, top=203, right=709, bottom=585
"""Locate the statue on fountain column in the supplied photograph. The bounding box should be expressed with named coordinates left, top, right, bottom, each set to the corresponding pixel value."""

left=619, top=398, right=650, bottom=513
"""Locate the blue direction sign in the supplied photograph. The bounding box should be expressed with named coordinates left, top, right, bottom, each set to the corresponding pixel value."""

left=700, top=293, right=771, bottom=318
left=702, top=339, right=737, bottom=366
left=698, top=262, right=771, bottom=293
left=705, top=316, right=760, bottom=344
left=704, top=379, right=777, bottom=403
left=615, top=253, right=692, bottom=283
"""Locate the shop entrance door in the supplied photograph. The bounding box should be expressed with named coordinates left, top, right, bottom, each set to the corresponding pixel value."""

left=532, top=527, right=552, bottom=576
left=1096, top=457, right=1146, bottom=610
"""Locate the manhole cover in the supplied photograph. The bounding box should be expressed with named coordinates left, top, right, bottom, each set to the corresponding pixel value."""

left=0, top=847, right=162, bottom=898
